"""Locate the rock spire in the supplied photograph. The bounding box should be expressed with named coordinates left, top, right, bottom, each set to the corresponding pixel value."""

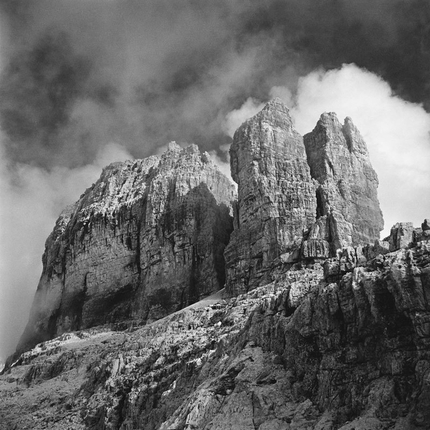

left=224, top=98, right=317, bottom=294
left=225, top=101, right=383, bottom=294
left=303, top=112, right=383, bottom=253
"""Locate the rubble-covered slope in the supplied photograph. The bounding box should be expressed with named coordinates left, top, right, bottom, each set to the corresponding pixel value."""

left=17, top=143, right=236, bottom=355
left=1, top=234, right=430, bottom=429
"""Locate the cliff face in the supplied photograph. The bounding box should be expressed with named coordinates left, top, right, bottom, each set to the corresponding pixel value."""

left=224, top=99, right=317, bottom=294
left=17, top=143, right=235, bottom=353
left=2, top=235, right=429, bottom=430
left=225, top=100, right=383, bottom=295
left=303, top=113, right=384, bottom=254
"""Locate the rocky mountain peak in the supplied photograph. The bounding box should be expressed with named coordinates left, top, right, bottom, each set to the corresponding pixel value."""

left=225, top=100, right=318, bottom=294
left=17, top=144, right=236, bottom=354
left=304, top=109, right=383, bottom=250
left=260, top=96, right=292, bottom=116
left=226, top=100, right=383, bottom=294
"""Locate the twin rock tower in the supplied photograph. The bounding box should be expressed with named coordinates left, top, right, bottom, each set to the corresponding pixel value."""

left=18, top=98, right=383, bottom=353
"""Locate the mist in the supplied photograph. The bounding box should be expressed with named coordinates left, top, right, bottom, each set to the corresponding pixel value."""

left=0, top=0, right=429, bottom=362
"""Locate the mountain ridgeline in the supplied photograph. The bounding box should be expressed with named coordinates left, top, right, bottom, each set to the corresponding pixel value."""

left=3, top=99, right=430, bottom=430
left=18, top=98, right=383, bottom=354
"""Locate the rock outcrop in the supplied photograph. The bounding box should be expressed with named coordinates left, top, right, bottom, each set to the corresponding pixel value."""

left=225, top=101, right=383, bottom=295
left=17, top=143, right=235, bottom=354
left=224, top=99, right=317, bottom=294
left=303, top=113, right=383, bottom=256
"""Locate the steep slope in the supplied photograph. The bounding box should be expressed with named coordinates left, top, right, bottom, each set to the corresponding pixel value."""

left=3, top=98, right=418, bottom=430
left=17, top=143, right=236, bottom=354
left=225, top=100, right=383, bottom=296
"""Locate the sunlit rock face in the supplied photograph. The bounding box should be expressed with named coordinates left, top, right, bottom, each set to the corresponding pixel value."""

left=303, top=113, right=384, bottom=255
left=224, top=98, right=317, bottom=295
left=17, top=143, right=235, bottom=353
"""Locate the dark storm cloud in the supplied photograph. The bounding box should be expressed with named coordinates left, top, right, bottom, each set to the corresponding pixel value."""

left=0, top=0, right=429, bottom=167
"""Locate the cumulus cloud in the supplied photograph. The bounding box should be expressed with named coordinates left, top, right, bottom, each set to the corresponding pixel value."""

left=0, top=142, right=133, bottom=362
left=1, top=0, right=430, bottom=168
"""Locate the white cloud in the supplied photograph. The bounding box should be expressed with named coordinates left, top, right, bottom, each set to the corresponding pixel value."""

left=207, top=143, right=234, bottom=183
left=0, top=141, right=133, bottom=362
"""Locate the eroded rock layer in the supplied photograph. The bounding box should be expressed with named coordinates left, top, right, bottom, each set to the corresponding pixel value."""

left=224, top=98, right=317, bottom=294
left=17, top=143, right=235, bottom=353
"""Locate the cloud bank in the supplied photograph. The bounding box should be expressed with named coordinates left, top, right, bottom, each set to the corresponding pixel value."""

left=0, top=0, right=429, bottom=169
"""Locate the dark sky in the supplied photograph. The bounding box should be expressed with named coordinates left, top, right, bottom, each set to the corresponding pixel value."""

left=0, top=0, right=429, bottom=168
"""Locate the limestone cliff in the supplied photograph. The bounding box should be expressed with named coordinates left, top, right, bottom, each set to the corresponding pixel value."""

left=224, top=99, right=317, bottom=295
left=303, top=113, right=384, bottom=255
left=17, top=143, right=235, bottom=354
left=225, top=100, right=383, bottom=296
left=4, top=98, right=425, bottom=430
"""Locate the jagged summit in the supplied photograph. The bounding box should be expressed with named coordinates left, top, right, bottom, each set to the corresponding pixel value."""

left=261, top=96, right=291, bottom=114
left=13, top=98, right=384, bottom=350
left=304, top=110, right=383, bottom=248
left=312, top=112, right=370, bottom=155
left=225, top=99, right=316, bottom=294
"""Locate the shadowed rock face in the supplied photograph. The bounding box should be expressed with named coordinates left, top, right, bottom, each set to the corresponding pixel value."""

left=303, top=113, right=384, bottom=254
left=224, top=98, right=317, bottom=295
left=17, top=143, right=235, bottom=353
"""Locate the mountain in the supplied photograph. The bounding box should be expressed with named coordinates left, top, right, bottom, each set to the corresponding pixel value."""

left=1, top=99, right=429, bottom=430
left=17, top=142, right=236, bottom=354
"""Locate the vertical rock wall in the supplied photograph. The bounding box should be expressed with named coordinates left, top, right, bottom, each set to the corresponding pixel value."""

left=18, top=143, right=235, bottom=353
left=304, top=113, right=383, bottom=253
left=225, top=101, right=384, bottom=295
left=224, top=99, right=317, bottom=294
